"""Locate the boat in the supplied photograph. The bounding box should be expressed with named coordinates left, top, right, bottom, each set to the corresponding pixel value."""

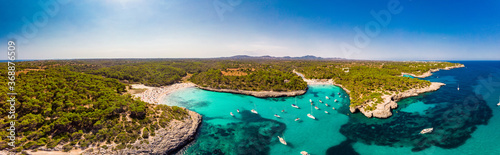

left=314, top=106, right=319, bottom=110
left=230, top=112, right=234, bottom=117
left=278, top=136, right=287, bottom=145
left=338, top=92, right=340, bottom=95
left=307, top=104, right=316, bottom=119
left=339, top=95, right=341, bottom=97
left=325, top=103, right=329, bottom=106
left=295, top=118, right=300, bottom=121
left=420, top=128, right=433, bottom=134
left=319, top=100, right=323, bottom=103
left=251, top=109, right=258, bottom=114
left=332, top=107, right=336, bottom=110
left=300, top=151, right=310, bottom=155
left=325, top=111, right=329, bottom=114
left=307, top=114, right=316, bottom=119
left=274, top=114, right=281, bottom=118
left=325, top=96, right=330, bottom=99
left=236, top=109, right=240, bottom=113
left=309, top=99, right=313, bottom=103
left=334, top=99, right=338, bottom=102
left=497, top=96, right=500, bottom=106
left=292, top=104, right=300, bottom=109
left=457, top=83, right=460, bottom=91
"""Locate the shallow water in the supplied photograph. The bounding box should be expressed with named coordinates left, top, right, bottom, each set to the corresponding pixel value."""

left=163, top=61, right=500, bottom=155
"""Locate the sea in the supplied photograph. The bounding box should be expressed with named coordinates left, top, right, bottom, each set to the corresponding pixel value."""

left=162, top=61, right=500, bottom=155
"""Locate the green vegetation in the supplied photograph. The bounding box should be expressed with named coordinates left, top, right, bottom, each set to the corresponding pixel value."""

left=0, top=66, right=188, bottom=152
left=295, top=61, right=461, bottom=109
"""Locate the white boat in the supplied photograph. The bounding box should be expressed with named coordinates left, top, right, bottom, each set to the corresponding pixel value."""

left=334, top=99, right=338, bottom=102
left=420, top=128, right=433, bottom=134
left=319, top=100, right=323, bottom=103
left=274, top=114, right=281, bottom=118
left=314, top=106, right=319, bottom=110
left=300, top=151, right=310, bottom=155
left=309, top=99, right=313, bottom=103
left=230, top=112, right=234, bottom=117
left=307, top=113, right=316, bottom=119
left=278, top=136, right=287, bottom=145
left=295, top=118, right=300, bottom=121
left=332, top=107, right=336, bottom=110
left=497, top=96, right=500, bottom=106
left=457, top=83, right=460, bottom=91
left=325, top=103, right=329, bottom=107
left=337, top=92, right=340, bottom=95
left=236, top=109, right=240, bottom=113
left=325, top=111, right=329, bottom=114
left=325, top=96, right=329, bottom=99
left=292, top=104, right=300, bottom=109
left=251, top=109, right=258, bottom=114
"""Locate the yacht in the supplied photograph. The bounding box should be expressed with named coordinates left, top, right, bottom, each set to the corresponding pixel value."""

left=497, top=96, right=500, bottom=106
left=325, top=111, right=329, bottom=114
left=230, top=112, right=234, bottom=117
left=292, top=104, right=300, bottom=109
left=319, top=100, right=323, bottom=103
left=325, top=103, right=329, bottom=107
left=251, top=109, right=258, bottom=114
left=332, top=107, right=336, bottom=110
left=278, top=136, right=287, bottom=145
left=325, top=96, right=330, bottom=99
left=309, top=99, right=313, bottom=103
left=236, top=109, right=240, bottom=113
left=314, top=106, right=319, bottom=110
left=420, top=128, right=433, bottom=134
left=457, top=83, right=460, bottom=91
left=334, top=99, right=338, bottom=102
left=274, top=114, right=281, bottom=118
left=300, top=151, right=310, bottom=155
left=295, top=118, right=300, bottom=121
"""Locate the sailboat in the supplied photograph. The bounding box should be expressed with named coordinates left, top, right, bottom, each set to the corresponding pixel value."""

left=309, top=99, right=313, bottom=103
left=307, top=104, right=316, bottom=119
left=236, top=109, right=240, bottom=113
left=325, top=103, right=329, bottom=107
left=230, top=112, right=234, bottom=117
left=457, top=83, right=460, bottom=91
left=325, top=111, right=329, bottom=114
left=325, top=96, right=330, bottom=99
left=497, top=96, right=500, bottom=106
left=278, top=136, right=287, bottom=145
left=319, top=99, right=323, bottom=103
left=292, top=104, right=300, bottom=109
left=274, top=114, right=281, bottom=118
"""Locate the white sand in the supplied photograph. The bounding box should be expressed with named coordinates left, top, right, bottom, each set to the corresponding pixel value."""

left=131, top=82, right=195, bottom=104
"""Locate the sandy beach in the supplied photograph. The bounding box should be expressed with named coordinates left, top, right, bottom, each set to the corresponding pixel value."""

left=131, top=82, right=196, bottom=104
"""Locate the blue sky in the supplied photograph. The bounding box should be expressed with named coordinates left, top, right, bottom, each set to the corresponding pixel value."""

left=1, top=0, right=499, bottom=60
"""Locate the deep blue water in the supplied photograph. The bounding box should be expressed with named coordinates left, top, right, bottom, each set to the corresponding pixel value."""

left=163, top=61, right=500, bottom=155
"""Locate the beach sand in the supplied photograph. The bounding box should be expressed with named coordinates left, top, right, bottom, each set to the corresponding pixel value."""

left=131, top=82, right=196, bottom=104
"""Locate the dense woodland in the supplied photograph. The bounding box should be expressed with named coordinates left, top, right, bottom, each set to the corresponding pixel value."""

left=0, top=58, right=461, bottom=152
left=0, top=65, right=188, bottom=152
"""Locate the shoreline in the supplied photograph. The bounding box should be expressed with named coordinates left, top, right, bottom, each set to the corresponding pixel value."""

left=401, top=64, right=465, bottom=78
left=195, top=85, right=307, bottom=98
left=131, top=82, right=196, bottom=104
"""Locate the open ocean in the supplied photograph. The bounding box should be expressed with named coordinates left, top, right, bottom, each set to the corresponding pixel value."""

left=162, top=61, right=500, bottom=155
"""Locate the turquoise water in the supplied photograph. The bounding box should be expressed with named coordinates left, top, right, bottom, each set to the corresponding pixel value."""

left=163, top=61, right=500, bottom=155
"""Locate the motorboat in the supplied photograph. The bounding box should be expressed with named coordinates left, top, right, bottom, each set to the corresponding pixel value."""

left=309, top=99, right=313, bottom=103
left=319, top=100, right=323, bottom=103
left=325, top=111, right=329, bottom=114
left=251, top=109, right=258, bottom=114
left=230, top=112, right=234, bottom=117
left=292, top=104, right=300, bottom=109
left=274, top=114, right=281, bottom=118
left=300, top=151, right=310, bottom=155
left=278, top=136, right=287, bottom=145
left=314, top=106, right=319, bottom=110
left=325, top=103, right=329, bottom=106
left=420, top=128, right=433, bottom=134
left=325, top=96, right=330, bottom=99
left=236, top=109, right=240, bottom=113
left=295, top=118, right=300, bottom=121
left=334, top=99, right=338, bottom=102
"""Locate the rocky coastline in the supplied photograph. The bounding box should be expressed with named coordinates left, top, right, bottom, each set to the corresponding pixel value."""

left=349, top=82, right=445, bottom=118
left=402, top=64, right=465, bottom=78
left=196, top=85, right=307, bottom=98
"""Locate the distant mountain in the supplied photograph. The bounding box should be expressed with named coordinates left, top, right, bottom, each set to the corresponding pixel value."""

left=222, top=55, right=346, bottom=60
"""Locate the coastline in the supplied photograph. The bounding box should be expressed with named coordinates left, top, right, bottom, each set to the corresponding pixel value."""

left=401, top=64, right=465, bottom=78
left=195, top=85, right=307, bottom=98
left=350, top=82, right=445, bottom=118
left=131, top=82, right=196, bottom=104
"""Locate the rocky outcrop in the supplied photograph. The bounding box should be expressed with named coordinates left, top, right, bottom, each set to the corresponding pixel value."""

left=402, top=64, right=465, bottom=78
left=81, top=108, right=202, bottom=155
left=351, top=82, right=445, bottom=118
left=195, top=86, right=307, bottom=98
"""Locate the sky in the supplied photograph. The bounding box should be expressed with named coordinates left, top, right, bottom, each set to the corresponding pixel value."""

left=1, top=0, right=499, bottom=60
